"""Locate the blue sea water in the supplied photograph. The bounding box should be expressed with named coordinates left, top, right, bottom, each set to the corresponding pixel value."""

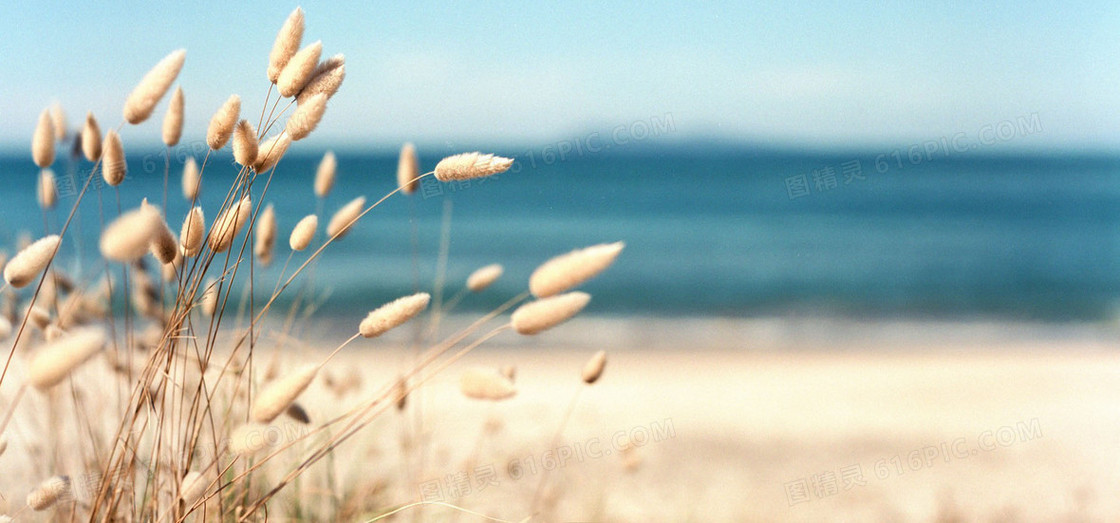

left=0, top=146, right=1117, bottom=324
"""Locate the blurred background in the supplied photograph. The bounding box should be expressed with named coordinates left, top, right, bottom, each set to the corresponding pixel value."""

left=1, top=2, right=1118, bottom=330
left=1, top=2, right=1119, bottom=521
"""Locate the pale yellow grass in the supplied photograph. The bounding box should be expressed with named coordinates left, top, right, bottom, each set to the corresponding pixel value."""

left=0, top=318, right=1114, bottom=521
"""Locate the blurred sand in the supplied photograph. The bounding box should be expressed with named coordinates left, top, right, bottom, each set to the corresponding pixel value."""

left=300, top=317, right=1120, bottom=521
left=1, top=317, right=1117, bottom=522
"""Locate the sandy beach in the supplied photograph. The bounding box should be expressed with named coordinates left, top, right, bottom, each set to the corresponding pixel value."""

left=0, top=316, right=1116, bottom=522
left=238, top=318, right=1120, bottom=520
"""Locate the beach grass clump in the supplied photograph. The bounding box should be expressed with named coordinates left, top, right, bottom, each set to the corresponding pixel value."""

left=0, top=7, right=626, bottom=521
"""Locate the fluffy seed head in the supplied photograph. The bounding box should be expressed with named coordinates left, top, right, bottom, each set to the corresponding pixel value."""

left=359, top=292, right=430, bottom=338
left=38, top=170, right=57, bottom=210
left=397, top=143, right=419, bottom=194
left=581, top=350, right=607, bottom=384
left=277, top=41, right=322, bottom=97
left=180, top=206, right=205, bottom=256
left=50, top=102, right=67, bottom=141
left=201, top=279, right=219, bottom=316
left=100, top=206, right=162, bottom=262
left=326, top=196, right=365, bottom=238
left=297, top=54, right=345, bottom=103
left=0, top=317, right=11, bottom=340
left=81, top=112, right=102, bottom=162
left=314, top=151, right=336, bottom=198
left=268, top=7, right=305, bottom=83
left=206, top=95, right=240, bottom=150
left=149, top=215, right=178, bottom=264
left=434, top=152, right=514, bottom=182
left=511, top=292, right=591, bottom=335
left=232, top=119, right=258, bottom=167
left=529, top=242, right=624, bottom=298
left=229, top=423, right=273, bottom=456
left=162, top=86, right=184, bottom=146
left=250, top=363, right=318, bottom=423
left=285, top=93, right=327, bottom=140
left=289, top=214, right=317, bottom=251
left=254, top=134, right=292, bottom=173
left=123, top=49, right=186, bottom=124
left=207, top=196, right=252, bottom=253
left=180, top=471, right=205, bottom=505
left=460, top=368, right=517, bottom=401
left=27, top=475, right=70, bottom=511
left=467, top=264, right=503, bottom=292
left=28, top=327, right=106, bottom=390
left=32, top=109, right=55, bottom=168
left=182, top=157, right=200, bottom=200
left=102, top=130, right=126, bottom=186
left=4, top=235, right=60, bottom=288
left=255, top=203, right=277, bottom=265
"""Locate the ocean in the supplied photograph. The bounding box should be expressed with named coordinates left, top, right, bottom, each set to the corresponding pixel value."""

left=1, top=146, right=1118, bottom=326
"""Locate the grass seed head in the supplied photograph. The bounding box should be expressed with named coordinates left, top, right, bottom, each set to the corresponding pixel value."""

left=434, top=152, right=514, bottom=182
left=268, top=7, right=305, bottom=83
left=359, top=292, right=430, bottom=338
left=511, top=292, right=591, bottom=335
left=123, top=49, right=187, bottom=124
left=162, top=86, right=185, bottom=146
left=4, top=235, right=60, bottom=288
left=81, top=112, right=102, bottom=162
left=32, top=108, right=55, bottom=168
left=206, top=94, right=241, bottom=150
left=289, top=214, right=317, bottom=251
left=529, top=242, right=624, bottom=298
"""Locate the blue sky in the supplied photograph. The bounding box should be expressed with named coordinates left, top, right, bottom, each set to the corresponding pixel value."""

left=2, top=1, right=1118, bottom=153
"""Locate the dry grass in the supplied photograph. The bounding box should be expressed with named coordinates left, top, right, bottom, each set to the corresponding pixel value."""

left=0, top=8, right=626, bottom=522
